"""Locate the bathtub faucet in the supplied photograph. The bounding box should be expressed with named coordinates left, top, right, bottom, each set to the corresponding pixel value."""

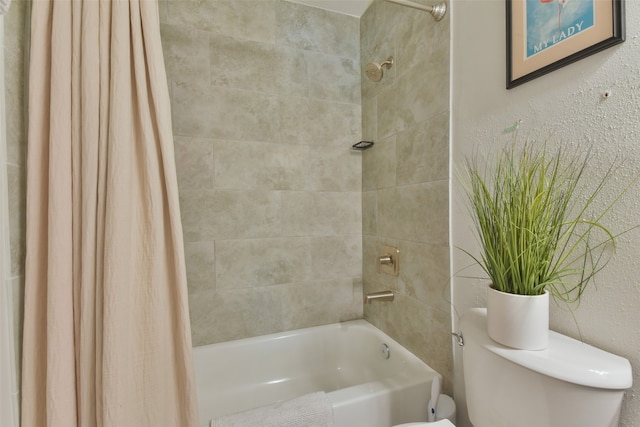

left=364, top=290, right=395, bottom=304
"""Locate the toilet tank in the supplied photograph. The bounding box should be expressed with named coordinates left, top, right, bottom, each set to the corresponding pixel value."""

left=461, top=308, right=632, bottom=427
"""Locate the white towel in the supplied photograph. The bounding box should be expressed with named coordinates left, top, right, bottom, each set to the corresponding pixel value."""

left=0, top=0, right=10, bottom=15
left=210, top=392, right=334, bottom=427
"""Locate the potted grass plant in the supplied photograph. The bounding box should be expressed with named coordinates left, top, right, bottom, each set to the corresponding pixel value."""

left=461, top=141, right=631, bottom=350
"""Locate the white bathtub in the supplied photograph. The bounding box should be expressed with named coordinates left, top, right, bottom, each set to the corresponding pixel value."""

left=193, top=320, right=442, bottom=427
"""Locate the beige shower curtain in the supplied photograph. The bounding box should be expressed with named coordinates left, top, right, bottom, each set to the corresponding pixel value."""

left=21, top=1, right=199, bottom=426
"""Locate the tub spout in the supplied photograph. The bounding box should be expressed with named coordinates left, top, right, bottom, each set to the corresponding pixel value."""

left=364, top=290, right=395, bottom=304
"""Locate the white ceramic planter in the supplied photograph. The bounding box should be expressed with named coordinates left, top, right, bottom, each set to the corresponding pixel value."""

left=487, top=286, right=549, bottom=350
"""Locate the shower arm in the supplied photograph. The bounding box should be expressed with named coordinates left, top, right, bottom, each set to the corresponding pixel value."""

left=384, top=0, right=447, bottom=21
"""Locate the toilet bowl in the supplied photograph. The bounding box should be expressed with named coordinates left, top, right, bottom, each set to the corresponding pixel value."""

left=393, top=420, right=455, bottom=427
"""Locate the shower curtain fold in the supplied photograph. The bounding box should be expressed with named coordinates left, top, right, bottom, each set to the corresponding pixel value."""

left=21, top=1, right=199, bottom=426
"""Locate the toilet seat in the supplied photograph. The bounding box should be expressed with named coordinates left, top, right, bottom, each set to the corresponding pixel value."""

left=393, top=420, right=455, bottom=427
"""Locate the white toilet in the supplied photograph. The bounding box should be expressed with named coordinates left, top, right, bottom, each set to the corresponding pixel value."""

left=461, top=308, right=632, bottom=427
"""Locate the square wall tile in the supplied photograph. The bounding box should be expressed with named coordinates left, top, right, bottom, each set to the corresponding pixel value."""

left=276, top=0, right=359, bottom=58
left=166, top=0, right=277, bottom=43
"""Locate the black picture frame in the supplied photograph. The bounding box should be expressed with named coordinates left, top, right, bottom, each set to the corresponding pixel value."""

left=506, top=0, right=625, bottom=89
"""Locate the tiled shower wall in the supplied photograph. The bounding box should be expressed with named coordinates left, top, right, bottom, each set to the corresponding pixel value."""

left=7, top=0, right=452, bottom=396
left=159, top=0, right=364, bottom=346
left=360, top=0, right=452, bottom=391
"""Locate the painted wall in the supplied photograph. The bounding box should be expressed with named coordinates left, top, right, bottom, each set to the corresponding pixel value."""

left=361, top=0, right=452, bottom=392
left=451, top=1, right=640, bottom=425
left=160, top=0, right=364, bottom=346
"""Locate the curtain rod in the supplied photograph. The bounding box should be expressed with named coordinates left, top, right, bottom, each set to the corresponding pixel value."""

left=384, top=0, right=447, bottom=21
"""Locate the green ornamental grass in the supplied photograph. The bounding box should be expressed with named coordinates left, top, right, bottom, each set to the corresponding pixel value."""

left=462, top=142, right=632, bottom=304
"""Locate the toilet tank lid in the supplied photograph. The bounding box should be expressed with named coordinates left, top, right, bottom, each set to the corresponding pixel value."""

left=461, top=308, right=632, bottom=390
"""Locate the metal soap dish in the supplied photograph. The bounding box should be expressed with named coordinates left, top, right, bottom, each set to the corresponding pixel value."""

left=351, top=140, right=375, bottom=151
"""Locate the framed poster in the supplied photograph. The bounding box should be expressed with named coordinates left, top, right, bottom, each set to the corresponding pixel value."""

left=506, top=0, right=625, bottom=89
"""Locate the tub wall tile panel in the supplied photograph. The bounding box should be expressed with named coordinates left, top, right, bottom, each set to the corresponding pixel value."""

left=171, top=82, right=282, bottom=142
left=5, top=0, right=26, bottom=170
left=360, top=0, right=452, bottom=393
left=7, top=163, right=24, bottom=278
left=159, top=24, right=211, bottom=86
left=278, top=97, right=361, bottom=147
left=174, top=136, right=215, bottom=191
left=161, top=0, right=363, bottom=346
left=306, top=52, right=360, bottom=105
left=166, top=0, right=278, bottom=43
left=275, top=1, right=359, bottom=58
left=362, top=133, right=396, bottom=191
left=209, top=35, right=309, bottom=98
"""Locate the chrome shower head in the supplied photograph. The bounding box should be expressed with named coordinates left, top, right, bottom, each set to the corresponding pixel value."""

left=365, top=57, right=393, bottom=82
